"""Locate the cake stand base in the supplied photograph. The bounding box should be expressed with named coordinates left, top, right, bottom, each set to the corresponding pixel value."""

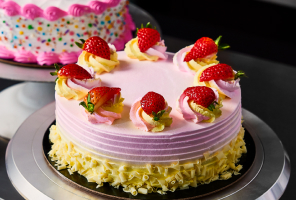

left=0, top=82, right=54, bottom=139
left=6, top=103, right=290, bottom=200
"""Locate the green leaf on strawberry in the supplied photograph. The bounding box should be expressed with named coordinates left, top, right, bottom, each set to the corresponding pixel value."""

left=207, top=101, right=219, bottom=111
left=214, top=35, right=230, bottom=50
left=50, top=63, right=61, bottom=81
left=79, top=93, right=95, bottom=114
left=152, top=110, right=166, bottom=121
left=234, top=70, right=247, bottom=80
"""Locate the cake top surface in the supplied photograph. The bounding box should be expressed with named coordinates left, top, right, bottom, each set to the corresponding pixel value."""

left=57, top=52, right=241, bottom=137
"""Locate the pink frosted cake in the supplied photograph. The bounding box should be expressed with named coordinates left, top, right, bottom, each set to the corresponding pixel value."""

left=0, top=0, right=134, bottom=65
left=48, top=48, right=247, bottom=195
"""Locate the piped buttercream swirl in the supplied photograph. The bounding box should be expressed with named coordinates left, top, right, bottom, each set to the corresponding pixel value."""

left=0, top=46, right=15, bottom=59
left=56, top=75, right=101, bottom=100
left=173, top=45, right=219, bottom=75
left=130, top=98, right=172, bottom=132
left=82, top=93, right=124, bottom=125
left=194, top=65, right=240, bottom=98
left=177, top=88, right=222, bottom=123
left=37, top=52, right=60, bottom=65
left=124, top=38, right=167, bottom=61
left=77, top=44, right=119, bottom=74
left=14, top=51, right=37, bottom=63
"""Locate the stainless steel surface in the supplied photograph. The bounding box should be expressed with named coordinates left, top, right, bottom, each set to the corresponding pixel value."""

left=6, top=100, right=290, bottom=200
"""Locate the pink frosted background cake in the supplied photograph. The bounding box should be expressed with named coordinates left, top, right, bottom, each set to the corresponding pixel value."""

left=0, top=0, right=134, bottom=65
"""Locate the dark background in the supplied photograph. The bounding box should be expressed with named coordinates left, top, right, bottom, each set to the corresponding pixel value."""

left=131, top=0, right=296, bottom=66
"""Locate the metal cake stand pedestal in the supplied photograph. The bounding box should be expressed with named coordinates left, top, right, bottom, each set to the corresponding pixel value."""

left=0, top=3, right=160, bottom=139
left=6, top=102, right=290, bottom=200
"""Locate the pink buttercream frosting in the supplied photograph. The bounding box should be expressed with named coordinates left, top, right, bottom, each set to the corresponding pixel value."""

left=59, top=51, right=81, bottom=65
left=130, top=98, right=155, bottom=131
left=88, top=1, right=107, bottom=15
left=0, top=46, right=15, bottom=59
left=209, top=79, right=240, bottom=99
left=145, top=40, right=168, bottom=60
left=67, top=77, right=101, bottom=93
left=37, top=52, right=60, bottom=65
left=14, top=51, right=37, bottom=63
left=22, top=4, right=43, bottom=19
left=0, top=1, right=21, bottom=16
left=68, top=4, right=91, bottom=17
left=0, top=0, right=122, bottom=20
left=44, top=6, right=68, bottom=21
left=82, top=107, right=121, bottom=125
left=173, top=45, right=195, bottom=74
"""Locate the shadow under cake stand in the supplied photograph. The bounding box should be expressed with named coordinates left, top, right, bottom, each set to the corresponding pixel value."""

left=0, top=3, right=161, bottom=139
left=6, top=102, right=290, bottom=200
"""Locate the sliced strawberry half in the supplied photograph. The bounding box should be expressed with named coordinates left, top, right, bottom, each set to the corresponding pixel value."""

left=200, top=63, right=247, bottom=82
left=184, top=86, right=218, bottom=111
left=75, top=36, right=110, bottom=60
left=50, top=63, right=92, bottom=80
left=80, top=87, right=121, bottom=114
left=137, top=22, right=160, bottom=52
left=184, top=36, right=229, bottom=62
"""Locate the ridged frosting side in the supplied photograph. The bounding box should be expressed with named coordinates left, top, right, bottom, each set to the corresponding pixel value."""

left=55, top=92, right=242, bottom=165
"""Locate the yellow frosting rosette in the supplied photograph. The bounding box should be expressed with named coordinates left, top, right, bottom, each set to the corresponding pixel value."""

left=78, top=47, right=119, bottom=74
left=125, top=38, right=160, bottom=61
left=56, top=78, right=86, bottom=100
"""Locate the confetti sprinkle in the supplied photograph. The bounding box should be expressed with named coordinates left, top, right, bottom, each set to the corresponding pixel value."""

left=19, top=31, right=24, bottom=35
left=37, top=27, right=43, bottom=31
left=28, top=25, right=34, bottom=29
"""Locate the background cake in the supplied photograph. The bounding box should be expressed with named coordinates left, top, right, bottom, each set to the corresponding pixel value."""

left=49, top=51, right=246, bottom=196
left=0, top=0, right=135, bottom=65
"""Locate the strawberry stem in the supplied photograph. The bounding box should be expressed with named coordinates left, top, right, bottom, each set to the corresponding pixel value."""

left=136, top=22, right=156, bottom=35
left=215, top=36, right=230, bottom=50
left=234, top=70, right=247, bottom=80
left=75, top=39, right=85, bottom=49
left=207, top=101, right=219, bottom=111
left=152, top=110, right=165, bottom=121
left=79, top=93, right=95, bottom=114
left=50, top=63, right=61, bottom=80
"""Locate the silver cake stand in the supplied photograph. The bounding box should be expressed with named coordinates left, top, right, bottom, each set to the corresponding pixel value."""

left=0, top=3, right=161, bottom=139
left=6, top=102, right=290, bottom=200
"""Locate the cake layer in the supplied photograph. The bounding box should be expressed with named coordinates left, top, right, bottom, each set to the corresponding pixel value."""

left=55, top=52, right=242, bottom=165
left=0, top=0, right=134, bottom=65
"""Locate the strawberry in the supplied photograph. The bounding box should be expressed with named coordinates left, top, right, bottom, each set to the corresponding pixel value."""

left=75, top=36, right=110, bottom=60
left=184, top=86, right=218, bottom=111
left=200, top=63, right=247, bottom=82
left=50, top=63, right=92, bottom=80
left=184, top=36, right=229, bottom=62
left=140, top=91, right=166, bottom=121
left=137, top=22, right=160, bottom=52
left=80, top=87, right=121, bottom=114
